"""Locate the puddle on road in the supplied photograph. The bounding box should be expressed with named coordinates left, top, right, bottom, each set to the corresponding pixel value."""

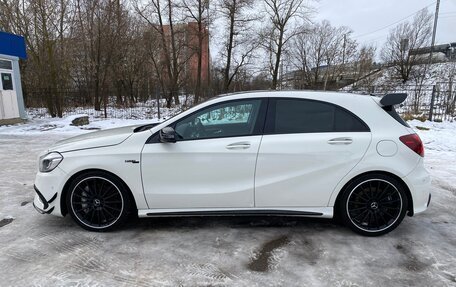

left=248, top=235, right=289, bottom=272
left=0, top=218, right=14, bottom=227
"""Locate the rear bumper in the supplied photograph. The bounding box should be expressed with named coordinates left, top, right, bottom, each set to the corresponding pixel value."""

left=403, top=160, right=431, bottom=215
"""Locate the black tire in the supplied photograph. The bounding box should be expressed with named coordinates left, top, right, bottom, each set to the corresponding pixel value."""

left=66, top=171, right=132, bottom=232
left=339, top=174, right=408, bottom=236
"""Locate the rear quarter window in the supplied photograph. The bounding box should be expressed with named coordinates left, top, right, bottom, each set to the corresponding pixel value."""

left=382, top=105, right=410, bottom=128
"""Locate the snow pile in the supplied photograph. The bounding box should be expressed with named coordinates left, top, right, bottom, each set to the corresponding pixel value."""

left=0, top=114, right=159, bottom=135
left=343, top=61, right=456, bottom=93
left=0, top=96, right=195, bottom=135
left=408, top=119, right=456, bottom=153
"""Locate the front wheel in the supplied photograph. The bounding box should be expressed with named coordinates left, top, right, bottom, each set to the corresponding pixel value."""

left=339, top=174, right=408, bottom=236
left=66, top=171, right=131, bottom=232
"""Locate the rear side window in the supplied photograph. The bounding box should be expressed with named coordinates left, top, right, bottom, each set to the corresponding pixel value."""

left=335, top=108, right=370, bottom=131
left=265, top=98, right=369, bottom=134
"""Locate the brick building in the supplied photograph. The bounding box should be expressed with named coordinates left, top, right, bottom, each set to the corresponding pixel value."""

left=160, top=22, right=210, bottom=91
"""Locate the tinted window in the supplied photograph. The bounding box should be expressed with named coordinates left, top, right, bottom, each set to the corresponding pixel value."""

left=1, top=73, right=13, bottom=90
left=267, top=99, right=369, bottom=134
left=0, top=60, right=12, bottom=70
left=334, top=107, right=369, bottom=131
left=174, top=99, right=262, bottom=140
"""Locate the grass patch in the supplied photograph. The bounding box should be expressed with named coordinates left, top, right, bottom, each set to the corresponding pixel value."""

left=415, top=126, right=430, bottom=131
left=402, top=113, right=427, bottom=122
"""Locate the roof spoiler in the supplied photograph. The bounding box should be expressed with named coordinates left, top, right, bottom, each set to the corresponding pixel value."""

left=379, top=93, right=407, bottom=106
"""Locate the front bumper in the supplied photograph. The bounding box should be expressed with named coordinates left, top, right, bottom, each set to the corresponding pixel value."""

left=33, top=185, right=56, bottom=214
left=33, top=167, right=67, bottom=217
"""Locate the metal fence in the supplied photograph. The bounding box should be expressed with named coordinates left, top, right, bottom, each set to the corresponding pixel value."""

left=24, top=84, right=456, bottom=122
left=24, top=89, right=195, bottom=120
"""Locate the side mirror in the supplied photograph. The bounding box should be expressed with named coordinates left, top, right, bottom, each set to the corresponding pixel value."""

left=159, top=126, right=177, bottom=143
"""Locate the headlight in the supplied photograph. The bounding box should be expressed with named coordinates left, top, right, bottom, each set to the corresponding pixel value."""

left=39, top=152, right=63, bottom=172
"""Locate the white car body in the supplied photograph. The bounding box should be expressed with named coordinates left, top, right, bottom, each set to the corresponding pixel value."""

left=33, top=91, right=431, bottom=235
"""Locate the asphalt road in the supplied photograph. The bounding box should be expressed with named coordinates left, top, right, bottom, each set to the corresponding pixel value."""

left=0, top=134, right=455, bottom=287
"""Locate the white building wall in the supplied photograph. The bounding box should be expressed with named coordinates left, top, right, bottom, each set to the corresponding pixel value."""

left=0, top=54, right=26, bottom=123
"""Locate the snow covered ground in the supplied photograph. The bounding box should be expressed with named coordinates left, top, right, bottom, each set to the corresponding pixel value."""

left=0, top=117, right=455, bottom=286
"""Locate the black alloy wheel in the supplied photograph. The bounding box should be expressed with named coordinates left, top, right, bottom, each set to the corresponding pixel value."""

left=66, top=172, right=131, bottom=231
left=340, top=174, right=408, bottom=236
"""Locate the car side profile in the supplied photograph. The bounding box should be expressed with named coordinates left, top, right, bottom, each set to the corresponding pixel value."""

left=33, top=91, right=431, bottom=236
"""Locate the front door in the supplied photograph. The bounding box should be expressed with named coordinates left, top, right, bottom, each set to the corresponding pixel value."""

left=141, top=98, right=266, bottom=209
left=0, top=72, right=18, bottom=120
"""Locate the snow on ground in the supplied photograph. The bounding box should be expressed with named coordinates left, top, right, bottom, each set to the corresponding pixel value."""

left=0, top=114, right=160, bottom=135
left=371, top=62, right=456, bottom=88
left=0, top=117, right=455, bottom=286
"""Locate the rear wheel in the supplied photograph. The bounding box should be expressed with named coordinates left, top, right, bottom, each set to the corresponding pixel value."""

left=339, top=174, right=408, bottom=236
left=66, top=171, right=131, bottom=231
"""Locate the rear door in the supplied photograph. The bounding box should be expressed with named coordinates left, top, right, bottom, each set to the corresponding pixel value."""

left=255, top=98, right=372, bottom=207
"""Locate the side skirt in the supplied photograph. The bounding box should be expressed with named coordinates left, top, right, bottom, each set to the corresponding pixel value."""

left=138, top=207, right=333, bottom=218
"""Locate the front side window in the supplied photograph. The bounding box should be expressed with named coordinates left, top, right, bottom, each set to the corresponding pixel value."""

left=174, top=99, right=262, bottom=140
left=266, top=98, right=369, bottom=134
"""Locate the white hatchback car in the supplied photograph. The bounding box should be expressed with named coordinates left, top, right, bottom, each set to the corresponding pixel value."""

left=33, top=91, right=431, bottom=236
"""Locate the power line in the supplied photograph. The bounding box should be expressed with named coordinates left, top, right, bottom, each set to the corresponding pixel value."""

left=353, top=1, right=437, bottom=39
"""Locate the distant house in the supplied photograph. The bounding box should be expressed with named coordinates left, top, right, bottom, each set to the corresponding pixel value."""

left=0, top=31, right=27, bottom=125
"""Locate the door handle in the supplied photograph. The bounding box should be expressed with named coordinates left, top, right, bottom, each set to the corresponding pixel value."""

left=327, top=137, right=353, bottom=145
left=226, top=142, right=251, bottom=149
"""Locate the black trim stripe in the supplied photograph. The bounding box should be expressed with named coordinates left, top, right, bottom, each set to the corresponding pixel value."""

left=34, top=185, right=48, bottom=209
left=33, top=185, right=57, bottom=210
left=48, top=192, right=57, bottom=204
left=45, top=206, right=55, bottom=214
left=146, top=210, right=323, bottom=217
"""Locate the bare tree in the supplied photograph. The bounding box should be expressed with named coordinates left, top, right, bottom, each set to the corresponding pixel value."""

left=0, top=0, right=74, bottom=116
left=217, top=0, right=258, bottom=93
left=135, top=0, right=188, bottom=107
left=381, top=8, right=433, bottom=82
left=260, top=0, right=312, bottom=89
left=289, top=20, right=357, bottom=90
left=73, top=0, right=127, bottom=112
left=350, top=44, right=378, bottom=91
left=180, top=0, right=209, bottom=103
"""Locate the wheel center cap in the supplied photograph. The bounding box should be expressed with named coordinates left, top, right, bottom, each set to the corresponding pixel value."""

left=93, top=198, right=101, bottom=207
left=370, top=201, right=379, bottom=209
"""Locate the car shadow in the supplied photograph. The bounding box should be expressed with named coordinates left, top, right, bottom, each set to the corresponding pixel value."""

left=125, top=215, right=342, bottom=232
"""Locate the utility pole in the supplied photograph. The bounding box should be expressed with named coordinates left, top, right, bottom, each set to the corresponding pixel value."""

left=342, top=33, right=347, bottom=66
left=428, top=0, right=441, bottom=121
left=429, top=0, right=440, bottom=64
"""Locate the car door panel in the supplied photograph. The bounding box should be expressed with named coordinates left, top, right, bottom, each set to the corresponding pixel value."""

left=141, top=98, right=267, bottom=209
left=254, top=98, right=372, bottom=208
left=141, top=135, right=262, bottom=209
left=255, top=133, right=371, bottom=207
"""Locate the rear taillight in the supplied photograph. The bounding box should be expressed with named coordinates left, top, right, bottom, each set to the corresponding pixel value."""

left=399, top=134, right=424, bottom=157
